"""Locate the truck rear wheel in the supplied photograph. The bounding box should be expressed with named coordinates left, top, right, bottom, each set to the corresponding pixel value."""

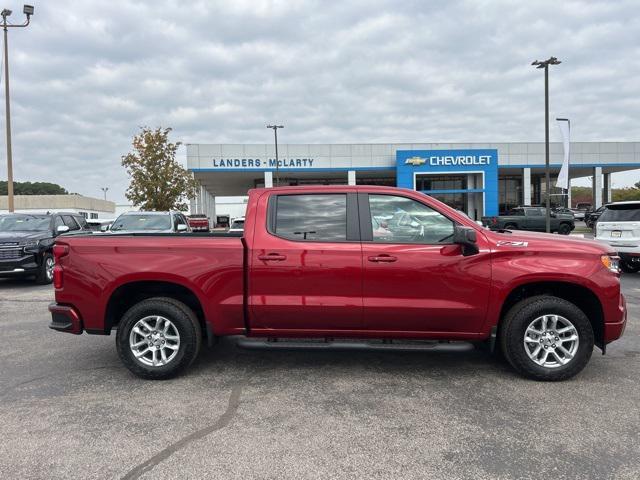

left=499, top=295, right=593, bottom=381
left=504, top=223, right=517, bottom=230
left=116, top=297, right=202, bottom=379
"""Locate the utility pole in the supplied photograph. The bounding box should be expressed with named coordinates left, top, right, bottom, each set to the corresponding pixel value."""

left=532, top=56, right=561, bottom=233
left=101, top=187, right=109, bottom=201
left=267, top=124, right=284, bottom=186
left=2, top=5, right=34, bottom=213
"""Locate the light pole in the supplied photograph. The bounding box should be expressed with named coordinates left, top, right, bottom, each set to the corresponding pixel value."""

left=267, top=125, right=284, bottom=186
left=532, top=56, right=561, bottom=233
left=101, top=187, right=109, bottom=201
left=2, top=5, right=33, bottom=213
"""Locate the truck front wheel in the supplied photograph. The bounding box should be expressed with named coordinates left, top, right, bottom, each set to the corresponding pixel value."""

left=116, top=297, right=202, bottom=379
left=499, top=296, right=594, bottom=381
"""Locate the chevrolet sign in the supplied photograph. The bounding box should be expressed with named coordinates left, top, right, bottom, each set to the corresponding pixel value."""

left=405, top=156, right=427, bottom=166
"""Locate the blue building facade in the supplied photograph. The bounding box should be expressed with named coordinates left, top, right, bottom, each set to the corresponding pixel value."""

left=396, top=149, right=499, bottom=216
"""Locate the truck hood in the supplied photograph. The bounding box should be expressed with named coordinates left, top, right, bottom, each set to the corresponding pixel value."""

left=0, top=231, right=51, bottom=243
left=484, top=229, right=612, bottom=255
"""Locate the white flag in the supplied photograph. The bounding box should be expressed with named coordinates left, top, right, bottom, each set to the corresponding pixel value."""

left=556, top=120, right=570, bottom=189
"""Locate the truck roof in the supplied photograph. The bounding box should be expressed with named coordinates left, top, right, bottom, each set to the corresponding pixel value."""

left=248, top=185, right=416, bottom=195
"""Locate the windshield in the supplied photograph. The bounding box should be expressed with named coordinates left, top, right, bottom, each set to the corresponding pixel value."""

left=111, top=214, right=172, bottom=231
left=0, top=215, right=50, bottom=232
left=599, top=205, right=640, bottom=222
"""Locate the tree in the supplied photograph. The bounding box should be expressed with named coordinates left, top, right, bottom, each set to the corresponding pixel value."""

left=121, top=127, right=199, bottom=211
left=0, top=180, right=68, bottom=195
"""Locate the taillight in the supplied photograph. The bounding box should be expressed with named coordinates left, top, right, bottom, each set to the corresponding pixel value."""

left=492, top=217, right=497, bottom=224
left=53, top=266, right=63, bottom=289
left=53, top=244, right=69, bottom=289
left=53, top=244, right=69, bottom=260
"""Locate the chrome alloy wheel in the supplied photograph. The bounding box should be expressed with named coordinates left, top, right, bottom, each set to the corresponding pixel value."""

left=129, top=316, right=180, bottom=367
left=523, top=314, right=579, bottom=368
left=45, top=257, right=55, bottom=281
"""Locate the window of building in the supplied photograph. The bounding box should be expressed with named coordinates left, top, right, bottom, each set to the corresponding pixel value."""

left=416, top=175, right=468, bottom=191
left=274, top=194, right=347, bottom=241
left=368, top=194, right=454, bottom=244
left=90, top=213, right=98, bottom=219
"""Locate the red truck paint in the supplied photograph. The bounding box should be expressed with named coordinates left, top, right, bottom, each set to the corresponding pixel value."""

left=49, top=186, right=626, bottom=347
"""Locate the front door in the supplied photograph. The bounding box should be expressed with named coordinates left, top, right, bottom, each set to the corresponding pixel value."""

left=361, top=193, right=492, bottom=334
left=249, top=192, right=363, bottom=331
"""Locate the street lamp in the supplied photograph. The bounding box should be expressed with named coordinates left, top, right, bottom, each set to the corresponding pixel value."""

left=531, top=56, right=561, bottom=233
left=2, top=5, right=34, bottom=213
left=266, top=125, right=284, bottom=186
left=101, top=187, right=109, bottom=201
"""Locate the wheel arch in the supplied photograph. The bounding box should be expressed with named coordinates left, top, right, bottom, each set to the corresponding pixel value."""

left=104, top=280, right=208, bottom=337
left=497, top=281, right=604, bottom=350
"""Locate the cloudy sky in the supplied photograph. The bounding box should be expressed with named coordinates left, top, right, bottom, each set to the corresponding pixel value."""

left=4, top=0, right=640, bottom=202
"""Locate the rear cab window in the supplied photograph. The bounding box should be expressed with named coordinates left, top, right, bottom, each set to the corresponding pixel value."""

left=269, top=193, right=353, bottom=242
left=600, top=204, right=640, bottom=222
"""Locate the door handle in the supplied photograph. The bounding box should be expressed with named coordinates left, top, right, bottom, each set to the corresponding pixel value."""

left=368, top=254, right=397, bottom=263
left=258, top=253, right=287, bottom=261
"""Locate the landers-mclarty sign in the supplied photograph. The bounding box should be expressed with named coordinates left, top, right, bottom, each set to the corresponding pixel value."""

left=212, top=158, right=315, bottom=168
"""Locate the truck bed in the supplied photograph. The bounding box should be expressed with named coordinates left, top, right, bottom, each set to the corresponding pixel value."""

left=53, top=233, right=246, bottom=335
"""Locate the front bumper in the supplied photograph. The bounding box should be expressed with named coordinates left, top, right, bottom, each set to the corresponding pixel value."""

left=48, top=303, right=83, bottom=335
left=0, top=253, right=40, bottom=277
left=604, top=294, right=627, bottom=344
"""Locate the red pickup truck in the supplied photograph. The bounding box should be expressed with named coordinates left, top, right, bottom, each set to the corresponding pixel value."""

left=49, top=186, right=627, bottom=381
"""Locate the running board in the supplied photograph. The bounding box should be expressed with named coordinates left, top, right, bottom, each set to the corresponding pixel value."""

left=236, top=338, right=474, bottom=353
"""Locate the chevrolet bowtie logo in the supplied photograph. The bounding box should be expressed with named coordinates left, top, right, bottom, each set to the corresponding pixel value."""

left=405, top=156, right=426, bottom=166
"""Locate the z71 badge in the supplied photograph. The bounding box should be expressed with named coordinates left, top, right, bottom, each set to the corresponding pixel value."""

left=496, top=240, right=528, bottom=247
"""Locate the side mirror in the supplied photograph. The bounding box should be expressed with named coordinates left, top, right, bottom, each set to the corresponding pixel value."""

left=100, top=225, right=109, bottom=232
left=56, top=225, right=70, bottom=235
left=550, top=212, right=557, bottom=218
left=453, top=225, right=479, bottom=256
left=177, top=224, right=188, bottom=232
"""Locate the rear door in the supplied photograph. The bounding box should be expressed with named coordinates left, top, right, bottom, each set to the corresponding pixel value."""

left=249, top=192, right=363, bottom=331
left=360, top=192, right=492, bottom=334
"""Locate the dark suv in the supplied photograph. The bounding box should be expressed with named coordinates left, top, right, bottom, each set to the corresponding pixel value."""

left=0, top=212, right=88, bottom=284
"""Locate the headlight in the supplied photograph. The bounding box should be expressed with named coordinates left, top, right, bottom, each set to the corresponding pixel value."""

left=23, top=240, right=40, bottom=251
left=601, top=254, right=620, bottom=274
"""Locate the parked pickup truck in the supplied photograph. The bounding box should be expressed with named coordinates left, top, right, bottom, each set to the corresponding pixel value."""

left=49, top=186, right=626, bottom=381
left=482, top=207, right=575, bottom=235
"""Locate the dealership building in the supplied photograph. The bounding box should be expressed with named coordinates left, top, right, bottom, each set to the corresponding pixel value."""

left=187, top=142, right=640, bottom=221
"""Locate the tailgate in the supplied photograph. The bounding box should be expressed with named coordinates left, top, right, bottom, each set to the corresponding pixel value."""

left=596, top=221, right=640, bottom=244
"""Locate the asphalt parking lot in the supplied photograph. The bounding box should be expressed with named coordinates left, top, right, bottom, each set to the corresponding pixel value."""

left=0, top=275, right=638, bottom=480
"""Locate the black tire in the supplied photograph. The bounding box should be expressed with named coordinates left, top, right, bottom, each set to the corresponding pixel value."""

left=558, top=223, right=572, bottom=235
left=116, top=297, right=202, bottom=380
left=620, top=260, right=640, bottom=273
left=499, top=295, right=594, bottom=381
left=504, top=223, right=517, bottom=230
left=35, top=253, right=54, bottom=285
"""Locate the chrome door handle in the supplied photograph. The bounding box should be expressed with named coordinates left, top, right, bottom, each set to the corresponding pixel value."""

left=368, top=255, right=397, bottom=263
left=258, top=253, right=287, bottom=261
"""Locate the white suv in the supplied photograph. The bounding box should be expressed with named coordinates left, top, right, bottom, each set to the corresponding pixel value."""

left=594, top=201, right=640, bottom=273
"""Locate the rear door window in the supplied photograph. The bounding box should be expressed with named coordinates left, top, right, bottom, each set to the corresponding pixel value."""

left=273, top=194, right=348, bottom=242
left=599, top=205, right=640, bottom=222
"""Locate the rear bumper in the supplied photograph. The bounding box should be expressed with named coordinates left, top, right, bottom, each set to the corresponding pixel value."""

left=48, top=303, right=83, bottom=335
left=604, top=294, right=627, bottom=344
